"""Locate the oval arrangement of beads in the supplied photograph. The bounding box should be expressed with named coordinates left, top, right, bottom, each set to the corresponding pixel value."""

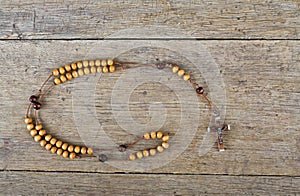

left=25, top=59, right=230, bottom=162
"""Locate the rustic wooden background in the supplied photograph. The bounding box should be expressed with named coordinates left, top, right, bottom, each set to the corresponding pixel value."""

left=0, top=0, right=299, bottom=195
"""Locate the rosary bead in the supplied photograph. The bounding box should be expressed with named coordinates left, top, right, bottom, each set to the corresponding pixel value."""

left=109, top=65, right=115, bottom=73
left=77, top=61, right=83, bottom=69
left=55, top=140, right=63, bottom=148
left=62, top=151, right=69, bottom=158
left=50, top=138, right=57, bottom=145
left=149, top=149, right=156, bottom=156
left=40, top=140, right=47, bottom=147
left=45, top=134, right=52, bottom=142
left=178, top=69, right=185, bottom=77
left=97, top=67, right=102, bottom=73
left=95, top=60, right=101, bottom=66
left=52, top=68, right=60, bottom=76
left=69, top=152, right=76, bottom=160
left=150, top=131, right=157, bottom=139
left=103, top=66, right=109, bottom=73
left=101, top=60, right=107, bottom=66
left=25, top=118, right=33, bottom=124
left=118, top=144, right=127, bottom=152
left=51, top=146, right=57, bottom=154
left=71, top=63, right=77, bottom=70
left=107, top=59, right=114, bottom=66
left=72, top=71, right=79, bottom=78
left=136, top=151, right=143, bottom=159
left=27, top=124, right=35, bottom=131
left=90, top=67, right=97, bottom=74
left=30, top=129, right=38, bottom=137
left=35, top=124, right=43, bottom=130
left=45, top=143, right=52, bottom=151
left=157, top=63, right=165, bottom=69
left=172, top=66, right=179, bottom=73
left=83, top=60, right=89, bottom=67
left=54, top=78, right=62, bottom=85
left=66, top=72, right=73, bottom=80
left=87, top=148, right=93, bottom=155
left=68, top=145, right=74, bottom=152
left=89, top=60, right=95, bottom=67
left=162, top=142, right=169, bottom=149
left=157, top=145, right=164, bottom=153
left=162, top=135, right=169, bottom=142
left=74, top=146, right=81, bottom=153
left=56, top=149, right=63, bottom=156
left=84, top=67, right=90, bottom=75
left=62, top=143, right=69, bottom=150
left=81, top=146, right=87, bottom=154
left=156, top=131, right=163, bottom=139
left=183, top=74, right=190, bottom=81
left=129, top=153, right=136, bottom=161
left=99, top=154, right=108, bottom=162
left=143, top=133, right=150, bottom=140
left=78, top=69, right=84, bottom=76
left=65, top=64, right=72, bottom=72
left=29, top=95, right=38, bottom=103
left=143, top=150, right=149, bottom=157
left=196, top=87, right=204, bottom=94
left=60, top=75, right=67, bottom=83
left=59, top=67, right=66, bottom=75
left=33, top=102, right=42, bottom=110
left=39, top=129, right=47, bottom=136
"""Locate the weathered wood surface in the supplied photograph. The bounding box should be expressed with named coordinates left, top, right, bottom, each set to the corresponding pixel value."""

left=0, top=0, right=299, bottom=39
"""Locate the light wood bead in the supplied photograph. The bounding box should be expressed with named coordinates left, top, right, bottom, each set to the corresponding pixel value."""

left=95, top=60, right=101, bottom=66
left=87, top=148, right=93, bottom=155
left=54, top=78, right=61, bottom=85
left=162, top=142, right=169, bottom=149
left=97, top=67, right=102, bottom=73
left=74, top=146, right=81, bottom=154
left=77, top=61, right=83, bottom=69
left=50, top=138, right=57, bottom=145
left=143, top=133, right=150, bottom=140
left=78, top=69, right=84, bottom=76
left=56, top=149, right=63, bottom=156
left=149, top=149, right=156, bottom=156
left=178, top=69, right=185, bottom=77
left=129, top=153, right=136, bottom=161
left=150, top=131, right=157, bottom=139
left=90, top=66, right=97, bottom=74
left=89, top=60, right=95, bottom=67
left=81, top=147, right=87, bottom=154
left=143, top=150, right=149, bottom=157
left=103, top=66, right=109, bottom=73
left=157, top=145, right=164, bottom=153
left=66, top=72, right=73, bottom=80
left=52, top=68, right=59, bottom=76
left=136, top=151, right=143, bottom=159
left=156, top=131, right=163, bottom=139
left=84, top=67, right=90, bottom=75
left=62, top=151, right=69, bottom=158
left=183, top=74, right=190, bottom=81
left=162, top=135, right=169, bottom=142
left=107, top=59, right=114, bottom=66
left=62, top=143, right=69, bottom=150
left=60, top=75, right=67, bottom=83
left=30, top=130, right=38, bottom=137
left=25, top=118, right=33, bottom=124
left=83, top=60, right=89, bottom=67
left=59, top=67, right=65, bottom=75
left=68, top=145, right=74, bottom=152
left=55, top=140, right=63, bottom=148
left=45, top=143, right=52, bottom=151
left=27, top=124, right=34, bottom=131
left=109, top=65, right=115, bottom=73
left=72, top=71, right=79, bottom=78
left=44, top=134, right=52, bottom=142
left=35, top=124, right=43, bottom=130
left=39, top=129, right=47, bottom=136
left=65, top=64, right=72, bottom=72
left=71, top=63, right=77, bottom=70
left=172, top=66, right=179, bottom=73
left=69, top=152, right=76, bottom=160
left=101, top=60, right=107, bottom=66
left=40, top=140, right=47, bottom=147
left=50, top=146, right=57, bottom=154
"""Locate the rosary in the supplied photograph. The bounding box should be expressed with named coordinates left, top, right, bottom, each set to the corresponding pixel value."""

left=24, top=59, right=230, bottom=162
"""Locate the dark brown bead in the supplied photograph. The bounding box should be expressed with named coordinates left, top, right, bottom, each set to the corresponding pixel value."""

left=196, top=87, right=204, bottom=94
left=156, top=63, right=166, bottom=70
left=99, top=154, right=108, bottom=162
left=29, top=95, right=38, bottom=103
left=33, top=102, right=42, bottom=110
left=118, top=144, right=127, bottom=152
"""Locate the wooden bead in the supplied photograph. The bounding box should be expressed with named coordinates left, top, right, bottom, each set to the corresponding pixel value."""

left=52, top=68, right=59, bottom=76
left=69, top=152, right=76, bottom=160
left=60, top=75, right=67, bottom=83
left=50, top=138, right=57, bottom=145
left=39, top=129, right=47, bottom=136
left=54, top=78, right=61, bottom=85
left=136, top=151, right=143, bottom=159
left=87, top=148, right=93, bottom=155
left=178, top=69, right=185, bottom=77
left=162, top=142, right=169, bottom=149
left=97, top=67, right=102, bottom=73
left=95, top=60, right=101, bottom=66
left=27, top=124, right=34, bottom=131
left=129, top=153, right=136, bottom=161
left=62, top=143, right=69, bottom=150
left=162, top=135, right=169, bottom=142
left=35, top=124, right=43, bottom=130
left=172, top=66, right=179, bottom=73
left=81, top=147, right=87, bottom=154
left=84, top=67, right=90, bottom=75
left=183, top=74, right=190, bottom=81
left=59, top=67, right=65, bottom=75
left=44, top=134, right=52, bottom=142
left=150, top=131, right=157, bottom=139
left=45, top=143, right=52, bottom=151
left=89, top=60, right=95, bottom=67
left=107, top=59, right=114, bottom=66
left=109, top=65, right=115, bottom=73
left=30, top=129, right=38, bottom=137
left=24, top=118, right=33, bottom=124
left=40, top=140, right=47, bottom=147
left=50, top=146, right=57, bottom=154
left=103, top=66, right=109, bottom=73
left=71, top=63, right=77, bottom=70
left=68, top=145, right=74, bottom=152
left=157, top=145, right=164, bottom=153
left=143, top=150, right=149, bottom=157
left=55, top=140, right=63, bottom=148
left=143, top=133, right=150, bottom=140
left=66, top=72, right=73, bottom=80
left=72, top=71, right=79, bottom=78
left=62, top=151, right=69, bottom=158
left=83, top=60, right=89, bottom=67
left=74, top=146, right=81, bottom=154
left=149, top=149, right=156, bottom=156
left=65, top=64, right=72, bottom=72
left=90, top=66, right=97, bottom=74
left=101, top=60, right=107, bottom=66
left=156, top=131, right=163, bottom=139
left=77, top=61, right=83, bottom=69
left=78, top=69, right=84, bottom=76
left=56, top=149, right=63, bottom=156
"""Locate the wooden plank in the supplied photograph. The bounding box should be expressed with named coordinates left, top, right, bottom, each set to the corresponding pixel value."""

left=0, top=40, right=299, bottom=176
left=0, top=171, right=299, bottom=195
left=0, top=0, right=299, bottom=39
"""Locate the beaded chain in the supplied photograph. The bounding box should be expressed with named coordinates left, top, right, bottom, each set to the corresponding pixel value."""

left=24, top=59, right=229, bottom=162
